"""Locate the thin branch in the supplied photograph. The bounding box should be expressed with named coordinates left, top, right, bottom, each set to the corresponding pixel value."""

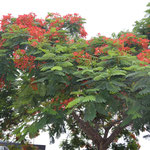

left=103, top=118, right=122, bottom=139
left=104, top=122, right=131, bottom=148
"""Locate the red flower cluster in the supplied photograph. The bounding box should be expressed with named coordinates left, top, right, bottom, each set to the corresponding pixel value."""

left=79, top=27, right=88, bottom=38
left=35, top=18, right=47, bottom=27
left=137, top=49, right=150, bottom=64
left=30, top=77, right=38, bottom=91
left=47, top=13, right=64, bottom=28
left=94, top=45, right=108, bottom=55
left=50, top=97, right=74, bottom=111
left=13, top=49, right=36, bottom=71
left=28, top=26, right=46, bottom=42
left=119, top=33, right=149, bottom=50
left=31, top=41, right=38, bottom=47
left=66, top=39, right=74, bottom=44
left=0, top=76, right=5, bottom=89
left=0, top=39, right=6, bottom=48
left=63, top=13, right=87, bottom=38
left=60, top=97, right=74, bottom=110
left=44, top=14, right=68, bottom=42
left=63, top=13, right=81, bottom=24
left=46, top=28, right=65, bottom=41
left=15, top=13, right=36, bottom=28
left=73, top=50, right=91, bottom=63
left=0, top=14, right=12, bottom=31
left=1, top=12, right=87, bottom=49
left=92, top=33, right=149, bottom=62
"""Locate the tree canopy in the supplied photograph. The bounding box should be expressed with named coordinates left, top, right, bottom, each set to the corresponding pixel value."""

left=0, top=9, right=150, bottom=150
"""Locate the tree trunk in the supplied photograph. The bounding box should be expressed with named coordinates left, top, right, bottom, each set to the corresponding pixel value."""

left=97, top=143, right=107, bottom=150
left=72, top=112, right=129, bottom=150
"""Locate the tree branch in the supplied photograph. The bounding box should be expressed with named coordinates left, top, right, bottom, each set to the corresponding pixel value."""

left=72, top=112, right=103, bottom=146
left=104, top=122, right=131, bottom=148
left=104, top=119, right=121, bottom=139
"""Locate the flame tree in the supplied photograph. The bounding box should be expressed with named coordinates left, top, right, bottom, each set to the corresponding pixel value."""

left=0, top=12, right=150, bottom=150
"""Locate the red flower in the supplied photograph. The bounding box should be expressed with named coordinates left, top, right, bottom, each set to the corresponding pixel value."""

left=55, top=40, right=60, bottom=43
left=94, top=45, right=108, bottom=55
left=0, top=14, right=12, bottom=31
left=15, top=13, right=36, bottom=28
left=79, top=27, right=87, bottom=38
left=27, top=26, right=46, bottom=42
left=0, top=76, right=5, bottom=89
left=31, top=41, right=38, bottom=47
left=13, top=50, right=36, bottom=71
left=137, top=49, right=150, bottom=64
left=30, top=77, right=38, bottom=91
left=0, top=39, right=6, bottom=48
left=20, top=49, right=26, bottom=54
left=73, top=51, right=78, bottom=56
left=35, top=18, right=46, bottom=27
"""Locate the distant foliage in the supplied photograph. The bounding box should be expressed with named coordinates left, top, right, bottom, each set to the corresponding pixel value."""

left=133, top=2, right=150, bottom=40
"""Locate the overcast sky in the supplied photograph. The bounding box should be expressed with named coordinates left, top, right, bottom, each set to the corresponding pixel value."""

left=0, top=0, right=149, bottom=38
left=1, top=0, right=150, bottom=149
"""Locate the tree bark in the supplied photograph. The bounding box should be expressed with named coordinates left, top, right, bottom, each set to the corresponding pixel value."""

left=72, top=112, right=103, bottom=148
left=97, top=143, right=107, bottom=150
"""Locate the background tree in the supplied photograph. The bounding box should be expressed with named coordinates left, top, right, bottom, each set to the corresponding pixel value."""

left=133, top=2, right=150, bottom=40
left=0, top=11, right=149, bottom=150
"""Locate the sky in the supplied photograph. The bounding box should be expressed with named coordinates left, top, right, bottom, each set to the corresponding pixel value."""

left=1, top=0, right=150, bottom=149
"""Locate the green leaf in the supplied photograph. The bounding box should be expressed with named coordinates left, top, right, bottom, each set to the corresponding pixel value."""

left=94, top=73, right=108, bottom=81
left=38, top=47, right=50, bottom=53
left=96, top=95, right=106, bottom=103
left=66, top=95, right=96, bottom=108
left=111, top=70, right=126, bottom=76
left=95, top=103, right=107, bottom=115
left=120, top=116, right=133, bottom=127
left=60, top=61, right=73, bottom=67
left=35, top=53, right=56, bottom=60
left=51, top=66, right=62, bottom=71
left=106, top=82, right=121, bottom=93
left=42, top=107, right=57, bottom=115
left=82, top=69, right=93, bottom=74
left=50, top=27, right=56, bottom=33
left=127, top=104, right=142, bottom=119
left=93, top=67, right=104, bottom=71
left=55, top=45, right=67, bottom=53
left=38, top=84, right=46, bottom=97
left=40, top=64, right=54, bottom=71
left=0, top=49, right=8, bottom=53
left=110, top=80, right=126, bottom=87
left=139, top=88, right=150, bottom=95
left=123, top=65, right=139, bottom=71
left=108, top=50, right=118, bottom=56
left=70, top=90, right=83, bottom=95
left=100, top=55, right=112, bottom=60
left=82, top=95, right=96, bottom=102
left=84, top=103, right=96, bottom=121
left=77, top=65, right=88, bottom=69
left=0, top=54, right=6, bottom=57
left=86, top=88, right=99, bottom=93
left=66, top=97, right=82, bottom=108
